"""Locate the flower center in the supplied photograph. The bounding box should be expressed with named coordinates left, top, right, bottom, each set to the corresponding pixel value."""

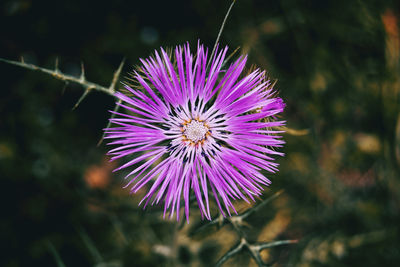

left=183, top=120, right=209, bottom=143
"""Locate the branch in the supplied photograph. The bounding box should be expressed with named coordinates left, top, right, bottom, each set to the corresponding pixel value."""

left=216, top=238, right=246, bottom=267
left=216, top=237, right=297, bottom=267
left=193, top=190, right=284, bottom=234
left=238, top=189, right=284, bottom=221
left=0, top=57, right=125, bottom=109
left=192, top=190, right=296, bottom=267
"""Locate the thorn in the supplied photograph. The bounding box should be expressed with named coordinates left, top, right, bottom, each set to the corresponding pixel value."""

left=270, top=79, right=278, bottom=89
left=97, top=99, right=122, bottom=146
left=73, top=87, right=92, bottom=110
left=20, top=56, right=25, bottom=63
left=109, top=57, right=126, bottom=94
left=55, top=57, right=59, bottom=72
left=80, top=61, right=85, bottom=81
left=221, top=46, right=241, bottom=68
left=61, top=81, right=69, bottom=95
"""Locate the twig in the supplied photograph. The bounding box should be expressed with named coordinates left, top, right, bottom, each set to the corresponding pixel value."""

left=206, top=0, right=236, bottom=71
left=216, top=238, right=246, bottom=267
left=193, top=190, right=284, bottom=234
left=47, top=241, right=67, bottom=267
left=238, top=190, right=284, bottom=221
left=77, top=225, right=103, bottom=264
left=1, top=57, right=112, bottom=95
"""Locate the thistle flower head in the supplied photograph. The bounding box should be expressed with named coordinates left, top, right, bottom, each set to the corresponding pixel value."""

left=104, top=42, right=285, bottom=222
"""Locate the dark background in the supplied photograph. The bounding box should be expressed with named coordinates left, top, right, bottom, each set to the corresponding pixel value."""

left=1, top=0, right=399, bottom=266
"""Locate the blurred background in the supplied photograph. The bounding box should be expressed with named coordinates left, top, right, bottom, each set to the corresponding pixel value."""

left=0, top=0, right=399, bottom=266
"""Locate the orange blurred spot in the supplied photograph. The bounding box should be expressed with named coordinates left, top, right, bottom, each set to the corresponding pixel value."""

left=84, top=157, right=117, bottom=189
left=260, top=19, right=283, bottom=35
left=382, top=9, right=399, bottom=69
left=382, top=9, right=399, bottom=38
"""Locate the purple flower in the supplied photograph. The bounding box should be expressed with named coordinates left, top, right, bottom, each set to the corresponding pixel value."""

left=104, top=42, right=285, bottom=222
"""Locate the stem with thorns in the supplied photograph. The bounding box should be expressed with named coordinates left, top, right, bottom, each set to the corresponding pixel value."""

left=0, top=57, right=125, bottom=107
left=0, top=57, right=125, bottom=145
left=192, top=190, right=297, bottom=267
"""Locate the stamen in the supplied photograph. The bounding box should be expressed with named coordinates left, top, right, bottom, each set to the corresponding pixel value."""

left=183, top=120, right=209, bottom=143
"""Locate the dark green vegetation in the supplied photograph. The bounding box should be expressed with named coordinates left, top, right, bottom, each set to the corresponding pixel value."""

left=1, top=0, right=399, bottom=266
